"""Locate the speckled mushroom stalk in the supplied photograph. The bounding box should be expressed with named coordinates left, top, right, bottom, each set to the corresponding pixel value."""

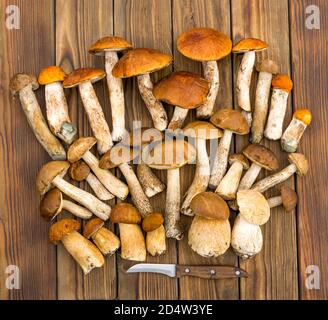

left=9, top=73, right=66, bottom=160
left=137, top=163, right=166, bottom=197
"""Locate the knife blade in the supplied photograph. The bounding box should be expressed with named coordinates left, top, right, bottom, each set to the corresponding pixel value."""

left=126, top=264, right=248, bottom=279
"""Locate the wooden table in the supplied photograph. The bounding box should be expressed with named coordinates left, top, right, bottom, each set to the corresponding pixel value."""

left=0, top=0, right=327, bottom=300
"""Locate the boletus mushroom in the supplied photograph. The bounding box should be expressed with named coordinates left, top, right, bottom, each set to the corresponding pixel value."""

left=267, top=185, right=298, bottom=213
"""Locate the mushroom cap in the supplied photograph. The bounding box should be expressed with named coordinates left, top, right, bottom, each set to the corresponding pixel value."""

left=242, top=144, right=279, bottom=171
left=121, top=127, right=163, bottom=147
left=67, top=137, right=97, bottom=163
left=288, top=153, right=309, bottom=176
left=280, top=185, right=298, bottom=212
left=177, top=28, right=232, bottom=62
left=36, top=161, right=70, bottom=195
left=232, top=38, right=268, bottom=53
left=142, top=139, right=196, bottom=170
left=183, top=121, right=223, bottom=140
left=112, top=48, right=173, bottom=78
left=255, top=59, right=279, bottom=74
left=49, top=218, right=81, bottom=244
left=210, top=108, right=250, bottom=134
left=153, top=71, right=210, bottom=109
left=40, top=188, right=63, bottom=221
left=229, top=154, right=250, bottom=170
left=272, top=74, right=293, bottom=92
left=69, top=160, right=90, bottom=181
left=237, top=190, right=270, bottom=225
left=63, top=68, right=106, bottom=88
left=294, top=108, right=312, bottom=126
left=10, top=73, right=39, bottom=94
left=110, top=203, right=142, bottom=224
left=99, top=145, right=139, bottom=169
left=83, top=218, right=104, bottom=239
left=88, top=36, right=133, bottom=55
left=38, top=66, right=66, bottom=85
left=190, top=192, right=230, bottom=220
left=142, top=212, right=164, bottom=232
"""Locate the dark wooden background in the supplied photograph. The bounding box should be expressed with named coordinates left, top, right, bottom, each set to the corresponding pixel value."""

left=0, top=0, right=327, bottom=300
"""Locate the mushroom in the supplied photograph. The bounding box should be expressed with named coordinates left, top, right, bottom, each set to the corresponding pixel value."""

left=188, top=192, right=231, bottom=257
left=69, top=160, right=114, bottom=201
left=83, top=218, right=120, bottom=256
left=89, top=36, right=133, bottom=142
left=40, top=188, right=93, bottom=220
left=67, top=137, right=129, bottom=200
left=177, top=28, right=232, bottom=119
left=112, top=48, right=173, bottom=131
left=181, top=121, right=223, bottom=215
left=142, top=139, right=197, bottom=239
left=251, top=59, right=279, bottom=143
left=9, top=73, right=66, bottom=160
left=267, top=185, right=298, bottom=213
left=49, top=219, right=104, bottom=274
left=38, top=66, right=77, bottom=144
left=36, top=161, right=111, bottom=220
left=281, top=108, right=312, bottom=152
left=232, top=38, right=268, bottom=125
left=63, top=68, right=113, bottom=154
left=215, top=154, right=249, bottom=200
left=153, top=71, right=210, bottom=130
left=209, top=108, right=250, bottom=189
left=264, top=74, right=293, bottom=140
left=110, top=203, right=146, bottom=261
left=252, top=153, right=309, bottom=193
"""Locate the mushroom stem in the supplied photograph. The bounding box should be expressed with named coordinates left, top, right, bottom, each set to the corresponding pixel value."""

left=137, top=73, right=168, bottom=131
left=82, top=150, right=129, bottom=200
left=146, top=225, right=166, bottom=256
left=167, top=107, right=189, bottom=130
left=18, top=85, right=66, bottom=160
left=181, top=139, right=210, bottom=216
left=196, top=61, right=219, bottom=119
left=238, top=162, right=262, bottom=191
left=78, top=81, right=113, bottom=154
left=52, top=175, right=111, bottom=220
left=92, top=227, right=120, bottom=256
left=267, top=196, right=283, bottom=208
left=62, top=200, right=93, bottom=219
left=209, top=129, right=233, bottom=189
left=85, top=172, right=115, bottom=201
left=281, top=118, right=307, bottom=153
left=105, top=51, right=127, bottom=142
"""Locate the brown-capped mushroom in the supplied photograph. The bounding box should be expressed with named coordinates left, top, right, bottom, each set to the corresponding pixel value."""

left=267, top=185, right=298, bottom=213
left=9, top=73, right=66, bottom=160
left=112, top=48, right=173, bottom=131
left=38, top=66, right=77, bottom=144
left=89, top=37, right=133, bottom=142
left=49, top=219, right=104, bottom=274
left=36, top=161, right=111, bottom=220
left=177, top=28, right=232, bottom=119
left=83, top=218, right=120, bottom=256
left=63, top=68, right=113, bottom=154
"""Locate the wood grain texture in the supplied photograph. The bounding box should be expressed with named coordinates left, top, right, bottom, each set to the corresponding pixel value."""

left=289, top=0, right=328, bottom=299
left=231, top=0, right=298, bottom=299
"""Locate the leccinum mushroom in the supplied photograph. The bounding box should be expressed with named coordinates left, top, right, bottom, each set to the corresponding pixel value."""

left=153, top=71, right=210, bottom=130
left=63, top=68, right=113, bottom=154
left=112, top=48, right=173, bottom=131
left=267, top=185, right=298, bottom=213
left=264, top=74, right=293, bottom=140
left=9, top=73, right=66, bottom=160
left=209, top=108, right=250, bottom=189
left=49, top=219, right=104, bottom=274
left=177, top=28, right=232, bottom=119
left=40, top=188, right=93, bottom=220
left=83, top=218, right=120, bottom=256
left=38, top=66, right=77, bottom=144
left=68, top=137, right=129, bottom=200
left=182, top=121, right=223, bottom=215
left=232, top=38, right=268, bottom=125
left=36, top=161, right=111, bottom=220
left=251, top=59, right=279, bottom=143
left=89, top=36, right=133, bottom=141
left=281, top=109, right=312, bottom=152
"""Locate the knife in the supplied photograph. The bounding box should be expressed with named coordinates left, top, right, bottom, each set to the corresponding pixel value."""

left=126, top=263, right=248, bottom=279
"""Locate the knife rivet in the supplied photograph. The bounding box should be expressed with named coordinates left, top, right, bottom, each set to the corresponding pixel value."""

left=210, top=269, right=216, bottom=275
left=184, top=268, right=190, bottom=273
left=235, top=270, right=241, bottom=276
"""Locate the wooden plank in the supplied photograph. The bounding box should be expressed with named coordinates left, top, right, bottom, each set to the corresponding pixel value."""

left=0, top=0, right=56, bottom=299
left=289, top=0, right=328, bottom=300
left=114, top=0, right=178, bottom=300
left=231, top=0, right=298, bottom=299
left=55, top=0, right=116, bottom=300
left=173, top=0, right=239, bottom=300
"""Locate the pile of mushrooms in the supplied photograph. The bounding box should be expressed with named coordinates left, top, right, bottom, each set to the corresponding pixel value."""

left=12, top=29, right=312, bottom=274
